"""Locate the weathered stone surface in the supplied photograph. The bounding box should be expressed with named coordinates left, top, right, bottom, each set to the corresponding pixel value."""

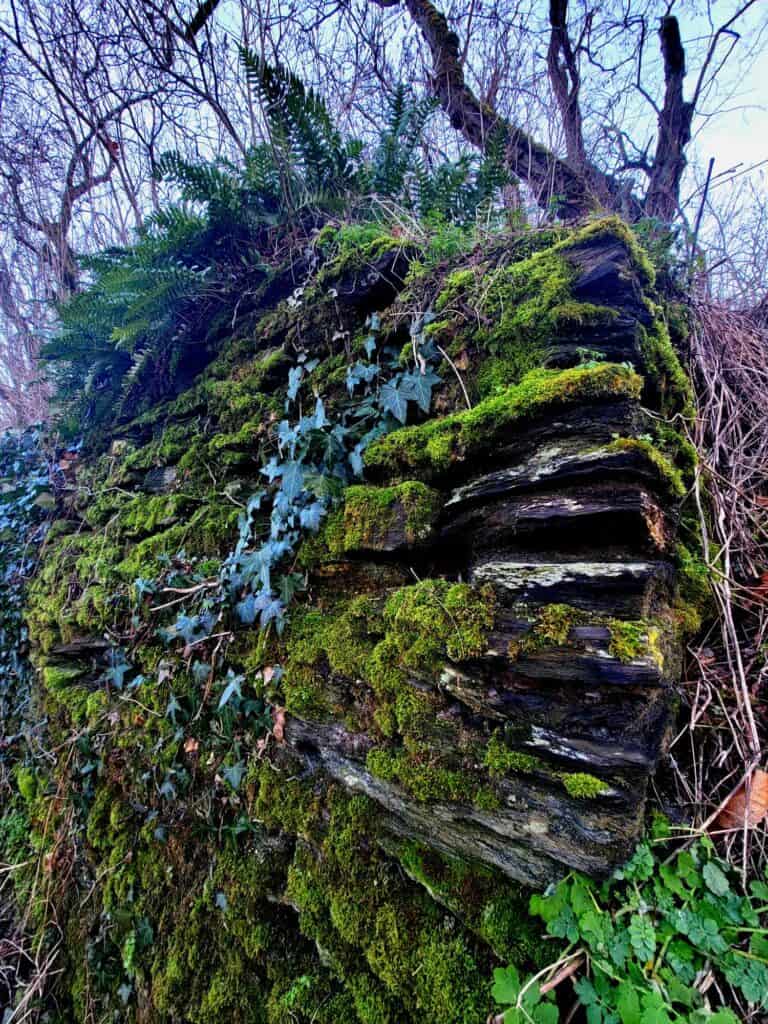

left=471, top=559, right=673, bottom=615
left=285, top=718, right=643, bottom=884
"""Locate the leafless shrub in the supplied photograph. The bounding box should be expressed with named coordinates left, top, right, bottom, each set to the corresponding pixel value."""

left=667, top=297, right=768, bottom=883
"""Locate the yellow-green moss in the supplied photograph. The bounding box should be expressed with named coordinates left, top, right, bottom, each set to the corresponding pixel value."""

left=556, top=772, right=610, bottom=799
left=342, top=481, right=442, bottom=551
left=364, top=363, right=642, bottom=481
left=606, top=437, right=686, bottom=497
left=639, top=305, right=694, bottom=418
left=280, top=783, right=496, bottom=1022
left=484, top=732, right=544, bottom=777
left=394, top=841, right=545, bottom=966
left=366, top=747, right=476, bottom=804
left=317, top=223, right=405, bottom=282
left=607, top=619, right=651, bottom=663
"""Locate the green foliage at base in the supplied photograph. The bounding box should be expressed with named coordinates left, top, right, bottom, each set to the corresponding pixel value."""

left=493, top=835, right=767, bottom=1023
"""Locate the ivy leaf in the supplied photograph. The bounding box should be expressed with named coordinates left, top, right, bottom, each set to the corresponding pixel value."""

left=259, top=597, right=285, bottom=631
left=222, top=761, right=245, bottom=791
left=261, top=457, right=283, bottom=483
left=313, top=397, right=328, bottom=429
left=398, top=368, right=441, bottom=413
left=191, top=660, right=210, bottom=685
left=281, top=461, right=304, bottom=501
left=246, top=490, right=266, bottom=516
left=287, top=365, right=303, bottom=402
left=117, top=983, right=133, bottom=1005
left=299, top=501, right=325, bottom=532
left=105, top=650, right=131, bottom=690
left=278, top=573, right=304, bottom=605
left=218, top=672, right=243, bottom=709
left=133, top=577, right=156, bottom=599
left=349, top=444, right=365, bottom=477
left=236, top=593, right=257, bottom=624
left=379, top=380, right=409, bottom=423
left=166, top=692, right=182, bottom=723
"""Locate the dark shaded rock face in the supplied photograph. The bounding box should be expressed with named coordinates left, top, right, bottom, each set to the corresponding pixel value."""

left=14, top=219, right=698, bottom=1023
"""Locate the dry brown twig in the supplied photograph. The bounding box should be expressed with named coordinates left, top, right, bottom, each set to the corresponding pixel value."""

left=667, top=296, right=768, bottom=890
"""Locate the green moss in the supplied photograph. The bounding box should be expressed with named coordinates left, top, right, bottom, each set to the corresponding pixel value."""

left=394, top=842, right=545, bottom=966
left=42, top=663, right=86, bottom=690
left=484, top=733, right=544, bottom=778
left=473, top=786, right=502, bottom=811
left=607, top=619, right=649, bottom=663
left=118, top=492, right=197, bottom=536
left=639, top=306, right=694, bottom=418
left=342, top=481, right=442, bottom=551
left=557, top=772, right=609, bottom=799
left=673, top=543, right=712, bottom=638
left=563, top=215, right=656, bottom=287
left=282, top=785, right=494, bottom=1023
left=365, top=363, right=642, bottom=481
left=317, top=223, right=405, bottom=282
left=433, top=218, right=647, bottom=402
left=282, top=596, right=382, bottom=718
left=606, top=437, right=685, bottom=497
left=15, top=765, right=39, bottom=803
left=362, top=580, right=494, bottom=718
left=366, top=747, right=475, bottom=804
left=510, top=604, right=665, bottom=670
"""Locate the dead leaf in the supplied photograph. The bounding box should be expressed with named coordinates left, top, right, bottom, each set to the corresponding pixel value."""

left=716, top=769, right=768, bottom=830
left=272, top=706, right=286, bottom=743
left=263, top=665, right=276, bottom=685
left=184, top=737, right=199, bottom=756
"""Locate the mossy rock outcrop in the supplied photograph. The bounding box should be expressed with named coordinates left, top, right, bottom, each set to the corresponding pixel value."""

left=2, top=219, right=703, bottom=1022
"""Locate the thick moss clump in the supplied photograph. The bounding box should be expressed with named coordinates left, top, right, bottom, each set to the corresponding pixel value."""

left=364, top=363, right=642, bottom=481
left=436, top=246, right=616, bottom=389
left=316, top=222, right=408, bottom=282
left=277, top=785, right=500, bottom=1023
left=557, top=772, right=610, bottom=799
left=306, top=481, right=443, bottom=562
left=393, top=841, right=545, bottom=965
left=639, top=305, right=694, bottom=418
left=605, top=437, right=686, bottom=497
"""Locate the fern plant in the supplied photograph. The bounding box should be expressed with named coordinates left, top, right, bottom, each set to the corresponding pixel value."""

left=43, top=61, right=512, bottom=435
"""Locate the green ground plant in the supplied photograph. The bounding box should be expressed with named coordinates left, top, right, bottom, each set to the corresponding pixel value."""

left=492, top=835, right=767, bottom=1023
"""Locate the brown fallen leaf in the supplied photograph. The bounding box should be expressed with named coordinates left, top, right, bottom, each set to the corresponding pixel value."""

left=272, top=706, right=286, bottom=743
left=184, top=737, right=199, bottom=756
left=716, top=769, right=768, bottom=830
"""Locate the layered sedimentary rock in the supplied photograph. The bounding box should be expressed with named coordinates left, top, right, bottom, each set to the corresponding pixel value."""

left=11, top=219, right=701, bottom=1023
